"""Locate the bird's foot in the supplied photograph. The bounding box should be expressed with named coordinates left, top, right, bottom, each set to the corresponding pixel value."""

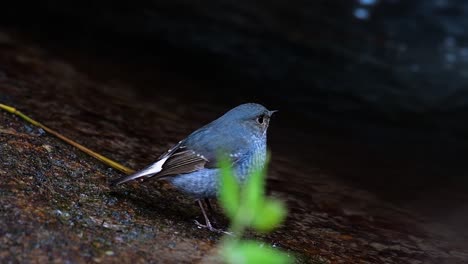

left=194, top=220, right=233, bottom=236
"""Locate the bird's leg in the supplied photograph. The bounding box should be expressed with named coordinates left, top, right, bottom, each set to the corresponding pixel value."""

left=194, top=200, right=232, bottom=235
left=204, top=198, right=218, bottom=226
left=195, top=199, right=213, bottom=230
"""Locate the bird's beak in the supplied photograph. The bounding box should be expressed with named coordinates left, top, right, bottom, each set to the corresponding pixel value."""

left=268, top=110, right=278, bottom=116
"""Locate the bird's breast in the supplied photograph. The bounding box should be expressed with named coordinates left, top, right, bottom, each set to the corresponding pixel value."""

left=234, top=137, right=267, bottom=183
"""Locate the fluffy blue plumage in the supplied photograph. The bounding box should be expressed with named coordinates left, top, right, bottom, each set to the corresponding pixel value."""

left=169, top=103, right=270, bottom=198
left=112, top=103, right=274, bottom=195
left=111, top=103, right=275, bottom=230
left=169, top=137, right=267, bottom=198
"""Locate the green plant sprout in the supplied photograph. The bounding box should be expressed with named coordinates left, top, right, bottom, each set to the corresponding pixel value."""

left=218, top=154, right=294, bottom=264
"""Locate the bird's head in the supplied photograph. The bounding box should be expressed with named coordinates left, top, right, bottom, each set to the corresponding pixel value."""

left=221, top=103, right=277, bottom=137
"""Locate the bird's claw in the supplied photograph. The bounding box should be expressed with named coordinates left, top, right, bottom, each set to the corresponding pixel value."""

left=194, top=220, right=233, bottom=236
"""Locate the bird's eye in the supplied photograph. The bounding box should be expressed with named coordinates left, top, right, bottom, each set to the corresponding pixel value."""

left=256, top=115, right=265, bottom=124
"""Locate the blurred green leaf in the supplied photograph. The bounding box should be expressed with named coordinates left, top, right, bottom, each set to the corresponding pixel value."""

left=218, top=152, right=293, bottom=264
left=252, top=199, right=287, bottom=232
left=242, top=153, right=270, bottom=221
left=219, top=155, right=240, bottom=218
left=223, top=240, right=293, bottom=264
left=242, top=166, right=264, bottom=220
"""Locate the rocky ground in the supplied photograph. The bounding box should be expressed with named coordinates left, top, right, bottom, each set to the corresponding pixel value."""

left=1, top=29, right=467, bottom=263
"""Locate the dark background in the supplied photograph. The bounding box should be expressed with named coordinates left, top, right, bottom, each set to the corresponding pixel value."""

left=3, top=1, right=468, bottom=138
left=1, top=0, right=468, bottom=262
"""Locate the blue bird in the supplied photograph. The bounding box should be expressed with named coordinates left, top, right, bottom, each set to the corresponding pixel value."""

left=111, top=103, right=276, bottom=231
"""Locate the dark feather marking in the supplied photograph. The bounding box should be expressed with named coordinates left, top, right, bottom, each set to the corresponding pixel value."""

left=156, top=148, right=208, bottom=177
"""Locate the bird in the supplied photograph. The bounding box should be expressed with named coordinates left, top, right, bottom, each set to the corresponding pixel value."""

left=110, top=103, right=276, bottom=232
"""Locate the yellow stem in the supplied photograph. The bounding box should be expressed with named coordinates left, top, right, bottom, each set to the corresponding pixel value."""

left=0, top=103, right=134, bottom=175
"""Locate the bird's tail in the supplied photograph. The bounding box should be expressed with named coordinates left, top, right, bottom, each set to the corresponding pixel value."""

left=109, top=170, right=151, bottom=186
left=109, top=157, right=169, bottom=186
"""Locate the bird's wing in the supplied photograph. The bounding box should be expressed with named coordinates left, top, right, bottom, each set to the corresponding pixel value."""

left=155, top=146, right=208, bottom=177
left=180, top=124, right=250, bottom=168
left=110, top=140, right=209, bottom=186
left=110, top=125, right=250, bottom=186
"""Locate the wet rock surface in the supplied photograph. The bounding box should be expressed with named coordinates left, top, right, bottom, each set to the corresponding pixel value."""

left=0, top=29, right=467, bottom=263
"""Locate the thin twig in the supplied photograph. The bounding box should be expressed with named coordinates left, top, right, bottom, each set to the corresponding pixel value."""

left=0, top=103, right=134, bottom=175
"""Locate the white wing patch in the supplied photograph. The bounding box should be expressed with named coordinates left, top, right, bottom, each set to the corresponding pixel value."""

left=123, top=156, right=170, bottom=182
left=145, top=156, right=170, bottom=175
